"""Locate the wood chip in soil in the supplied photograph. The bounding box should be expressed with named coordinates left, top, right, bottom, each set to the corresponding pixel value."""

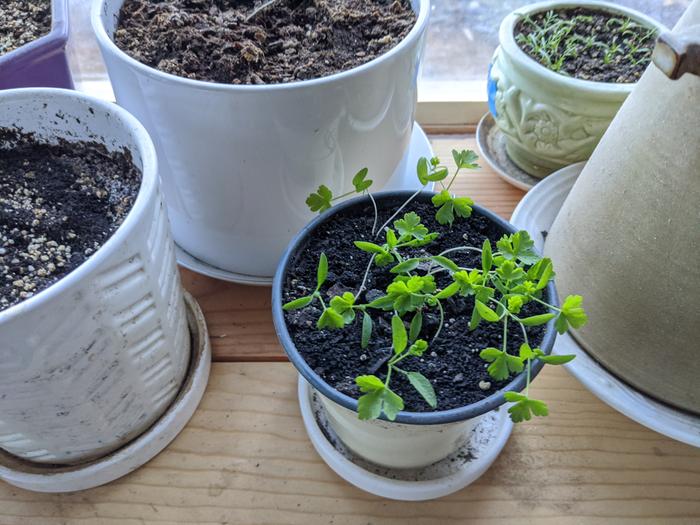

left=114, top=0, right=417, bottom=84
left=0, top=130, right=141, bottom=312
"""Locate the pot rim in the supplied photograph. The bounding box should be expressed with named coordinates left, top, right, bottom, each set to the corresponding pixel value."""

left=91, top=0, right=430, bottom=92
left=0, top=87, right=158, bottom=322
left=272, top=189, right=558, bottom=425
left=499, top=0, right=668, bottom=96
left=0, top=0, right=70, bottom=65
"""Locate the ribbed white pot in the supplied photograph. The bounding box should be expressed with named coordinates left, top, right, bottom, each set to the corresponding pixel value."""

left=488, top=1, right=666, bottom=178
left=0, top=88, right=191, bottom=465
left=92, top=0, right=430, bottom=277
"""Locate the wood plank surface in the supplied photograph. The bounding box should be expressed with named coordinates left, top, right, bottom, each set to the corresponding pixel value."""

left=184, top=134, right=526, bottom=363
left=1, top=363, right=698, bottom=524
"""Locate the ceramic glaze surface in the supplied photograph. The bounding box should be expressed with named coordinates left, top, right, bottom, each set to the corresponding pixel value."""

left=488, top=1, right=665, bottom=178
left=93, top=0, right=430, bottom=277
left=0, top=89, right=190, bottom=464
left=319, top=391, right=480, bottom=469
left=544, top=0, right=700, bottom=415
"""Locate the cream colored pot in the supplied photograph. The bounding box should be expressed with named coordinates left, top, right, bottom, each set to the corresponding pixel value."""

left=544, top=0, right=700, bottom=415
left=488, top=1, right=665, bottom=178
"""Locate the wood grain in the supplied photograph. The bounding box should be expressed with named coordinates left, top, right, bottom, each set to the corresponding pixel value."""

left=183, top=134, right=526, bottom=363
left=1, top=363, right=698, bottom=524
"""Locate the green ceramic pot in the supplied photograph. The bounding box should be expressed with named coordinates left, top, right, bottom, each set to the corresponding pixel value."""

left=488, top=1, right=665, bottom=178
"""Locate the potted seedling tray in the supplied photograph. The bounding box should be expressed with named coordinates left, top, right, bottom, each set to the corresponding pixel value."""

left=0, top=0, right=73, bottom=90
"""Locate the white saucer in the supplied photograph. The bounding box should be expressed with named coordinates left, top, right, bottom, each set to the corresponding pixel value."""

left=476, top=113, right=541, bottom=191
left=298, top=376, right=513, bottom=501
left=0, top=292, right=212, bottom=493
left=511, top=163, right=700, bottom=448
left=176, top=124, right=435, bottom=286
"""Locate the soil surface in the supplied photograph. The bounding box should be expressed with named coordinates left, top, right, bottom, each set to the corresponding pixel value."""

left=515, top=7, right=657, bottom=83
left=0, top=0, right=52, bottom=56
left=0, top=130, right=141, bottom=312
left=114, top=0, right=417, bottom=84
left=283, top=196, right=548, bottom=413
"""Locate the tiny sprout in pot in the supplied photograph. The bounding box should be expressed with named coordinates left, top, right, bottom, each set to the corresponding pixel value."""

left=272, top=151, right=588, bottom=467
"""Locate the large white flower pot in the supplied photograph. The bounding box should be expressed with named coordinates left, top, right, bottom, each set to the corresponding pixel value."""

left=488, top=1, right=665, bottom=178
left=92, top=0, right=430, bottom=277
left=0, top=88, right=191, bottom=465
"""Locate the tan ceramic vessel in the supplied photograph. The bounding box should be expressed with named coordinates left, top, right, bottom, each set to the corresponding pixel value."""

left=545, top=0, right=700, bottom=415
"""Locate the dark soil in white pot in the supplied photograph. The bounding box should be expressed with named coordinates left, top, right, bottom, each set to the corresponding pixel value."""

left=282, top=197, right=548, bottom=412
left=515, top=7, right=657, bottom=83
left=0, top=130, right=141, bottom=312
left=0, top=0, right=51, bottom=55
left=114, top=0, right=417, bottom=84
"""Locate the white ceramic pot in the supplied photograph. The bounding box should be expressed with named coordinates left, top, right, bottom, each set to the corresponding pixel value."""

left=0, top=88, right=191, bottom=465
left=92, top=0, right=430, bottom=277
left=488, top=1, right=665, bottom=178
left=319, top=391, right=480, bottom=469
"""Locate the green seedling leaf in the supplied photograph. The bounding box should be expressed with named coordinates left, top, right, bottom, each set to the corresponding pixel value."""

left=452, top=149, right=480, bottom=169
left=507, top=294, right=525, bottom=314
left=361, top=312, right=373, bottom=349
left=417, top=157, right=430, bottom=185
left=356, top=374, right=385, bottom=392
left=386, top=228, right=398, bottom=248
left=475, top=300, right=500, bottom=322
left=356, top=376, right=405, bottom=421
left=390, top=258, right=421, bottom=274
left=534, top=350, right=575, bottom=365
left=562, top=295, right=588, bottom=328
left=329, top=292, right=356, bottom=323
left=453, top=196, right=474, bottom=219
left=408, top=339, right=428, bottom=356
left=357, top=390, right=384, bottom=420
left=391, top=314, right=408, bottom=354
left=366, top=294, right=395, bottom=310
left=519, top=313, right=555, bottom=326
left=352, top=167, right=372, bottom=192
left=519, top=343, right=536, bottom=360
left=431, top=255, right=459, bottom=272
left=316, top=308, right=345, bottom=330
left=405, top=371, right=437, bottom=408
left=283, top=295, right=314, bottom=311
left=316, top=253, right=328, bottom=290
left=482, top=239, right=493, bottom=272
left=435, top=281, right=460, bottom=299
left=504, top=392, right=549, bottom=422
left=354, top=241, right=386, bottom=255
left=394, top=212, right=429, bottom=240
left=497, top=231, right=539, bottom=265
left=409, top=310, right=423, bottom=342
left=382, top=388, right=405, bottom=420
left=306, top=185, right=333, bottom=213
left=480, top=347, right=523, bottom=380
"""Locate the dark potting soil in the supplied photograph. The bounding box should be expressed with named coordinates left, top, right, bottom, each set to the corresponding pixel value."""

left=114, top=0, right=417, bottom=85
left=515, top=8, right=657, bottom=83
left=282, top=197, right=548, bottom=413
left=0, top=0, right=52, bottom=56
left=0, top=130, right=141, bottom=312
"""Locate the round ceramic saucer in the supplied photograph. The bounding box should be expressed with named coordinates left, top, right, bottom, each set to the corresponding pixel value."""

left=476, top=112, right=541, bottom=191
left=510, top=163, right=700, bottom=448
left=0, top=292, right=212, bottom=492
left=175, top=123, right=435, bottom=286
left=298, top=376, right=513, bottom=501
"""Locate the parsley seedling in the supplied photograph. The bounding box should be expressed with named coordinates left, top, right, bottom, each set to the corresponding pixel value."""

left=288, top=151, right=588, bottom=423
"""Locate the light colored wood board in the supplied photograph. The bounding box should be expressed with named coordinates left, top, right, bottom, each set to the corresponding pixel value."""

left=181, top=269, right=283, bottom=362
left=1, top=363, right=699, bottom=524
left=183, top=134, right=526, bottom=363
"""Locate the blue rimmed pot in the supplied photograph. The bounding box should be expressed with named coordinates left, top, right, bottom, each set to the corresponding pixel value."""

left=0, top=0, right=73, bottom=90
left=272, top=190, right=558, bottom=469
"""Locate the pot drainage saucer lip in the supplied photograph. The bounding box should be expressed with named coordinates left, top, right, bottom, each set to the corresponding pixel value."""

left=175, top=122, right=435, bottom=285
left=511, top=164, right=700, bottom=449
left=476, top=112, right=540, bottom=192
left=0, top=291, right=212, bottom=493
left=297, top=375, right=513, bottom=501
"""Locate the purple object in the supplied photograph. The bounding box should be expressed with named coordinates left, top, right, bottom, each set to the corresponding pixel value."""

left=0, top=0, right=73, bottom=90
